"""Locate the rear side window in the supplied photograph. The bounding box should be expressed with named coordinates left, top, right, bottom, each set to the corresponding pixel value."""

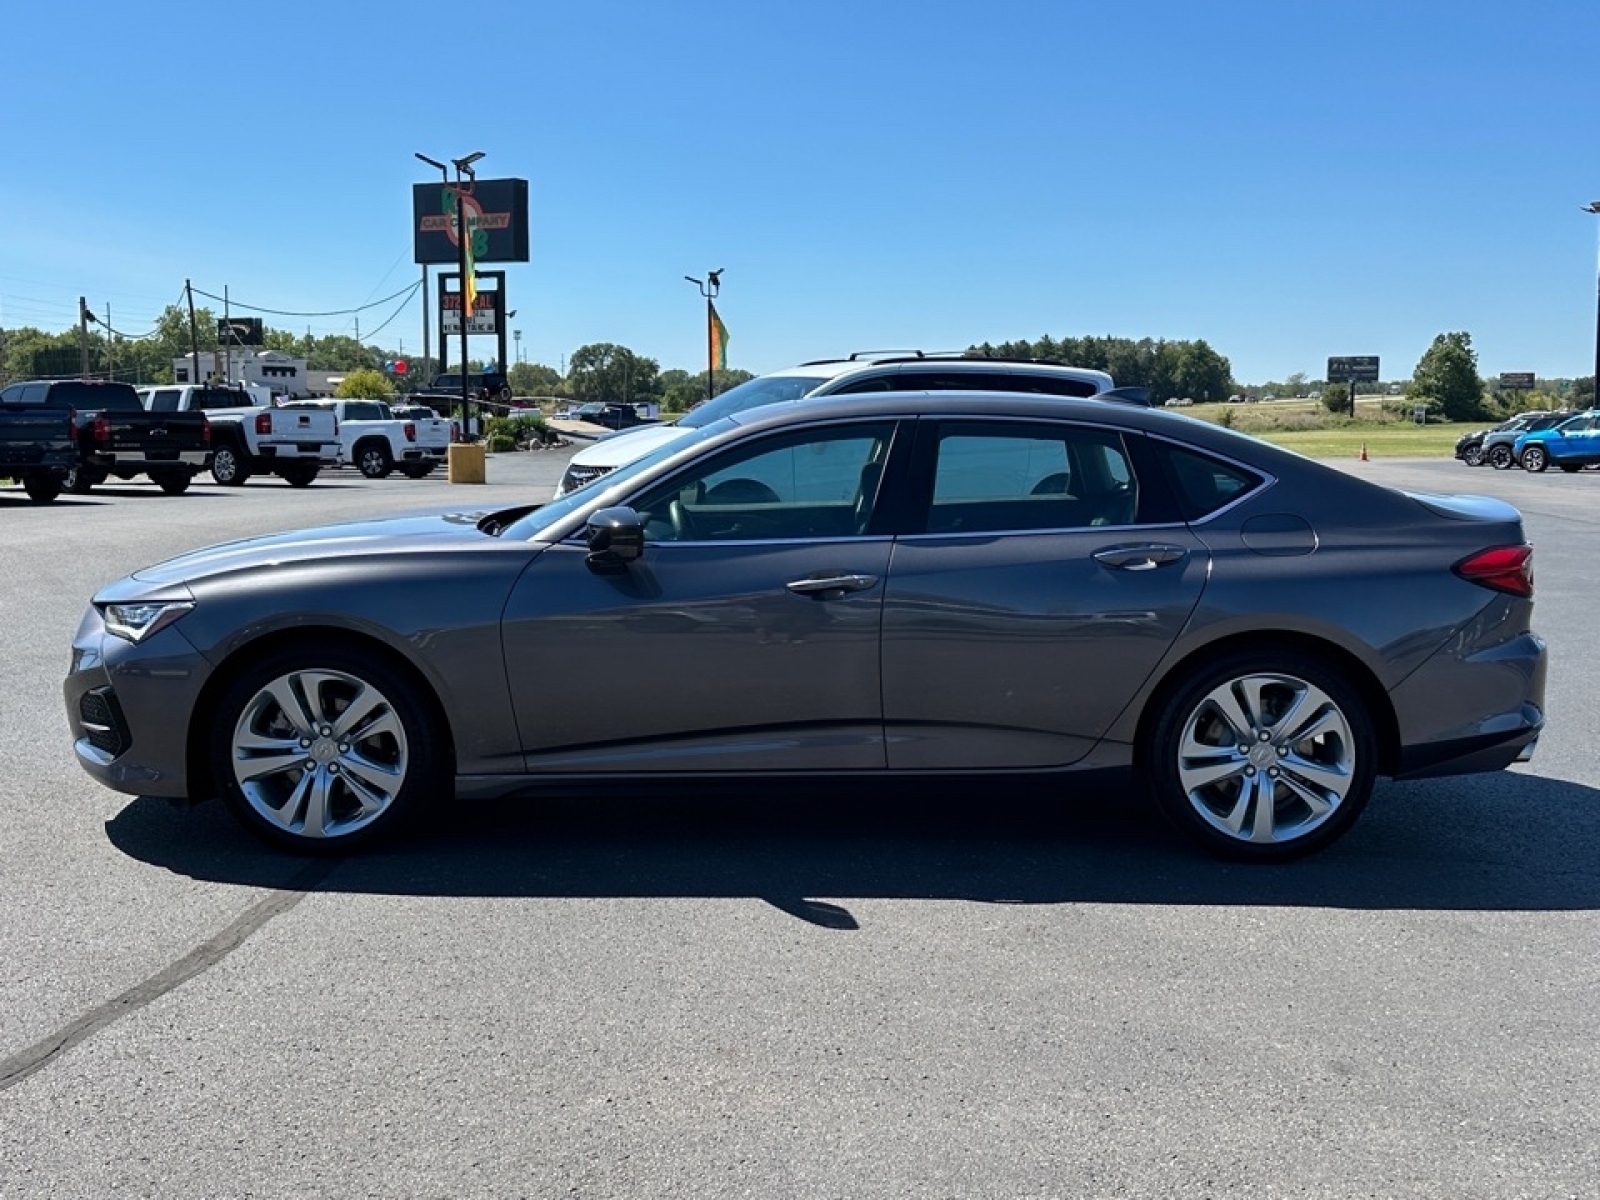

left=922, top=422, right=1138, bottom=533
left=1160, top=445, right=1262, bottom=521
left=146, top=389, right=182, bottom=412
left=47, top=382, right=142, bottom=410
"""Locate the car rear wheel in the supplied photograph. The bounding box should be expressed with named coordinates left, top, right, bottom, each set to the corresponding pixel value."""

left=22, top=472, right=61, bottom=503
left=211, top=445, right=251, bottom=486
left=1488, top=444, right=1514, bottom=470
left=1144, top=651, right=1376, bottom=861
left=357, top=443, right=393, bottom=479
left=1521, top=445, right=1548, bottom=473
left=1559, top=463, right=1581, bottom=473
left=63, top=464, right=96, bottom=494
left=152, top=468, right=192, bottom=495
left=210, top=644, right=443, bottom=852
left=399, top=463, right=435, bottom=479
left=279, top=462, right=320, bottom=487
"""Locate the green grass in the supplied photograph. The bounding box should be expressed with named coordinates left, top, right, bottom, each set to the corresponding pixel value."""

left=1181, top=399, right=1472, bottom=458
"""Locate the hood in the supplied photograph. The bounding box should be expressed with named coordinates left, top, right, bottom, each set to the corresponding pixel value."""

left=569, top=423, right=691, bottom=468
left=119, top=508, right=499, bottom=591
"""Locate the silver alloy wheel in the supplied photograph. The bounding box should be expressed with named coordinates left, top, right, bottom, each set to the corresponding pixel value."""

left=1522, top=445, right=1547, bottom=473
left=228, top=667, right=409, bottom=840
left=1174, top=672, right=1355, bottom=845
left=1463, top=444, right=1484, bottom=466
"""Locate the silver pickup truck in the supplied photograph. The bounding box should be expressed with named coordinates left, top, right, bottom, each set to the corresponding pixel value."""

left=140, top=385, right=340, bottom=487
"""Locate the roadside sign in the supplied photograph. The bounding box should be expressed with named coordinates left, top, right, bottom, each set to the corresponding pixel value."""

left=1327, top=356, right=1380, bottom=383
left=1499, top=372, right=1536, bottom=390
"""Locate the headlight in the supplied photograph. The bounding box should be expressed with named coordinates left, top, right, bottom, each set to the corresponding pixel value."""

left=100, top=601, right=194, bottom=643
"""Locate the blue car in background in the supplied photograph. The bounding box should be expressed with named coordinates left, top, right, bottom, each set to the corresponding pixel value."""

left=1514, top=410, right=1600, bottom=472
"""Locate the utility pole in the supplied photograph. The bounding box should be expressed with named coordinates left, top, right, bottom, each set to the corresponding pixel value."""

left=78, top=297, right=90, bottom=376
left=185, top=279, right=201, bottom=386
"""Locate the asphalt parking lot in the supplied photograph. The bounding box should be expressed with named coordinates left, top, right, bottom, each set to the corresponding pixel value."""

left=2, top=452, right=1597, bottom=1198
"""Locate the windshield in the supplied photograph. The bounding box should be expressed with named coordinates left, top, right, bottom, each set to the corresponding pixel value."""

left=679, top=373, right=831, bottom=429
left=495, top=419, right=732, bottom=540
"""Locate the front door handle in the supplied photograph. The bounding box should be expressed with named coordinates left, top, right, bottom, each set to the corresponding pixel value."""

left=1092, top=544, right=1189, bottom=571
left=786, top=573, right=879, bottom=599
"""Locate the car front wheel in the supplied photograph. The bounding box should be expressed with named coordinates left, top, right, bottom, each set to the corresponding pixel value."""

left=1488, top=445, right=1514, bottom=470
left=1144, top=651, right=1376, bottom=861
left=209, top=644, right=443, bottom=852
left=1462, top=443, right=1484, bottom=466
left=1521, top=445, right=1548, bottom=473
left=357, top=444, right=393, bottom=479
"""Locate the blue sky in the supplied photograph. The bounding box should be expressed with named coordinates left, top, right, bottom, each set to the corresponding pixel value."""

left=4, top=0, right=1597, bottom=384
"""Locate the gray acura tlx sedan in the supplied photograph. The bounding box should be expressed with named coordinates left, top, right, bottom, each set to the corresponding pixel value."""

left=65, top=392, right=1546, bottom=861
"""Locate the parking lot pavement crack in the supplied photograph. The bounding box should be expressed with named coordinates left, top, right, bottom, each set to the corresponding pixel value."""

left=0, top=859, right=335, bottom=1092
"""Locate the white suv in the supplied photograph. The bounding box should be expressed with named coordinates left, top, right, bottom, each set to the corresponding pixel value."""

left=554, top=354, right=1118, bottom=497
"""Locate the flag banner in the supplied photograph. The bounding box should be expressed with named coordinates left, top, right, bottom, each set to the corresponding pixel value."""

left=709, top=302, right=729, bottom=371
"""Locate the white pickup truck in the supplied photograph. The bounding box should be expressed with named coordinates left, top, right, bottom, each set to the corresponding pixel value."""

left=139, top=384, right=340, bottom=487
left=283, top=399, right=451, bottom=479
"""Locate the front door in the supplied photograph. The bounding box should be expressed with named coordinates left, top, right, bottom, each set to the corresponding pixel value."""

left=500, top=421, right=901, bottom=772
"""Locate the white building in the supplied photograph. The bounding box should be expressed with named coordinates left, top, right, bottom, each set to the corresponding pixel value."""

left=172, top=349, right=309, bottom=397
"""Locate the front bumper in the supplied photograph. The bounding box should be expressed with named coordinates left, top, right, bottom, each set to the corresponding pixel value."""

left=64, top=606, right=211, bottom=799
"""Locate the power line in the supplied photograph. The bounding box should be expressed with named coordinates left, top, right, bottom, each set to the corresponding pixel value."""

left=190, top=283, right=419, bottom=318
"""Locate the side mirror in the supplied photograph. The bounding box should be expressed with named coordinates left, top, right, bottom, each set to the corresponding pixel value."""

left=584, top=505, right=645, bottom=572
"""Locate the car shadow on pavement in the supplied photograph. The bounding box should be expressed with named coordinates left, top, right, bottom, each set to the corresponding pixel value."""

left=103, top=770, right=1600, bottom=921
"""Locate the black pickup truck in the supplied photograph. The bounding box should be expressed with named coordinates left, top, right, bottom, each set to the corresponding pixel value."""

left=0, top=380, right=211, bottom=496
left=0, top=387, right=77, bottom=502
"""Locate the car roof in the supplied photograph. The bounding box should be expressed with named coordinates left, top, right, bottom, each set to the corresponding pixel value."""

left=754, top=352, right=1115, bottom=390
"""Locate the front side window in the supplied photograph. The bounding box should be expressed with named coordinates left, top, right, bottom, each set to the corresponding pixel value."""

left=632, top=422, right=897, bottom=543
left=924, top=423, right=1137, bottom=533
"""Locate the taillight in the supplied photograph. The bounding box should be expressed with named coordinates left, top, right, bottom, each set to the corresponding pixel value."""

left=1454, top=545, right=1533, bottom=598
left=201, top=416, right=211, bottom=445
left=93, top=416, right=112, bottom=445
left=255, top=411, right=272, bottom=435
left=404, top=422, right=416, bottom=442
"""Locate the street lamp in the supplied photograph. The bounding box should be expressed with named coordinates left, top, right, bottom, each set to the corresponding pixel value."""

left=684, top=269, right=723, bottom=403
left=1585, top=201, right=1600, bottom=404
left=416, top=149, right=486, bottom=439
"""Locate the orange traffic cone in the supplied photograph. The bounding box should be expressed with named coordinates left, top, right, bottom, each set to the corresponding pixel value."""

left=1359, top=443, right=1368, bottom=461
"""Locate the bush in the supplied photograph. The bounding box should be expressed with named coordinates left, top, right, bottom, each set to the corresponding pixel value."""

left=486, top=433, right=517, bottom=453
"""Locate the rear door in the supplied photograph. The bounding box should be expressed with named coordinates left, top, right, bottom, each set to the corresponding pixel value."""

left=880, top=418, right=1208, bottom=769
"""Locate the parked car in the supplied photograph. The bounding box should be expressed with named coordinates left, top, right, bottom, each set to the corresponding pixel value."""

left=1513, top=410, right=1600, bottom=473
left=1481, top=413, right=1565, bottom=469
left=1458, top=411, right=1552, bottom=467
left=554, top=353, right=1118, bottom=496
left=66, top=390, right=1544, bottom=862
left=1, top=379, right=211, bottom=495
left=283, top=398, right=451, bottom=479
left=0, top=384, right=77, bottom=501
left=140, top=384, right=339, bottom=487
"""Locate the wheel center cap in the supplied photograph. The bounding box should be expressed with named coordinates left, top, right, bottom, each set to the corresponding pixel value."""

left=1248, top=743, right=1277, bottom=768
left=309, top=738, right=340, bottom=765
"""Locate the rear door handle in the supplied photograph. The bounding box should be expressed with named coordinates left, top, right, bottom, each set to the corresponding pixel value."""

left=1092, top=544, right=1189, bottom=571
left=786, top=573, right=879, bottom=599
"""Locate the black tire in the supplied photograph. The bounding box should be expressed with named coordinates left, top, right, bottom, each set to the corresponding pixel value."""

left=1488, top=444, right=1513, bottom=470
left=399, top=463, right=435, bottom=479
left=152, top=469, right=192, bottom=495
left=279, top=461, right=321, bottom=488
left=22, top=472, right=61, bottom=503
left=211, top=444, right=252, bottom=486
left=1559, top=463, right=1581, bottom=474
left=356, top=442, right=393, bottom=479
left=1462, top=443, right=1484, bottom=467
left=1521, top=445, right=1548, bottom=473
left=209, top=642, right=444, bottom=853
left=1143, top=650, right=1376, bottom=862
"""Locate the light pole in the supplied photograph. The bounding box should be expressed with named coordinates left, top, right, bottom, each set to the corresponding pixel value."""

left=416, top=149, right=485, bottom=439
left=1585, top=201, right=1600, bottom=404
left=684, top=269, right=723, bottom=403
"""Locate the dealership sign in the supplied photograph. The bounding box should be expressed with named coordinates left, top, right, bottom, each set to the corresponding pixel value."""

left=1498, top=372, right=1536, bottom=390
left=441, top=289, right=500, bottom=335
left=412, top=178, right=530, bottom=265
left=1327, top=355, right=1380, bottom=382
